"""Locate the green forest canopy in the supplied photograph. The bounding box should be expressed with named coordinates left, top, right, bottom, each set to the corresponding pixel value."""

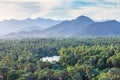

left=0, top=37, right=120, bottom=80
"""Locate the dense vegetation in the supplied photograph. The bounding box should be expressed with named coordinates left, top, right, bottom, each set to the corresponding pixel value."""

left=0, top=37, right=120, bottom=80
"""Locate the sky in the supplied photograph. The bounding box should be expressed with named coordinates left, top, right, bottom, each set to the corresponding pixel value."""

left=0, top=0, right=120, bottom=21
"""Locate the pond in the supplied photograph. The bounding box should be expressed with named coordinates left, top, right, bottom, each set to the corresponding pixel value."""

left=40, top=56, right=60, bottom=62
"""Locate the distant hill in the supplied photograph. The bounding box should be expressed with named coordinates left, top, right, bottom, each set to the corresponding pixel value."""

left=43, top=15, right=94, bottom=36
left=5, top=30, right=43, bottom=38
left=0, top=18, right=61, bottom=35
left=77, top=20, right=120, bottom=36
left=4, top=15, right=94, bottom=37
left=3, top=15, right=120, bottom=38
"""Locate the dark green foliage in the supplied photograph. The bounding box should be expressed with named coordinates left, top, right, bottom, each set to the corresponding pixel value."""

left=0, top=37, right=120, bottom=80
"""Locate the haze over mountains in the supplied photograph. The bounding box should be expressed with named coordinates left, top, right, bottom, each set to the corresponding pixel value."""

left=0, top=18, right=61, bottom=35
left=77, top=20, right=120, bottom=36
left=43, top=16, right=94, bottom=36
left=1, top=15, right=120, bottom=38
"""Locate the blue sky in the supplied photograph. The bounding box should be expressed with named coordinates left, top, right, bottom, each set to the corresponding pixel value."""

left=0, top=0, right=120, bottom=21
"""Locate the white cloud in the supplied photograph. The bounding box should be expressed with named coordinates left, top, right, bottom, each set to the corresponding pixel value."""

left=0, top=0, right=120, bottom=21
left=31, top=0, right=62, bottom=18
left=0, top=2, right=40, bottom=20
left=68, top=6, right=120, bottom=21
left=0, top=0, right=62, bottom=21
left=106, top=0, right=120, bottom=3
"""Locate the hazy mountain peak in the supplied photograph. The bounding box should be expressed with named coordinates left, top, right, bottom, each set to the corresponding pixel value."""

left=3, top=15, right=120, bottom=38
left=73, top=15, right=94, bottom=26
left=77, top=19, right=120, bottom=36
left=42, top=15, right=94, bottom=37
left=0, top=18, right=61, bottom=35
left=76, top=15, right=92, bottom=20
left=105, top=20, right=119, bottom=23
left=92, top=20, right=120, bottom=26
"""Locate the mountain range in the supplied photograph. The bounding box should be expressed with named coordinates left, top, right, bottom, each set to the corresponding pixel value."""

left=1, top=15, right=120, bottom=38
left=0, top=18, right=61, bottom=35
left=43, top=16, right=94, bottom=36
left=77, top=20, right=120, bottom=36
